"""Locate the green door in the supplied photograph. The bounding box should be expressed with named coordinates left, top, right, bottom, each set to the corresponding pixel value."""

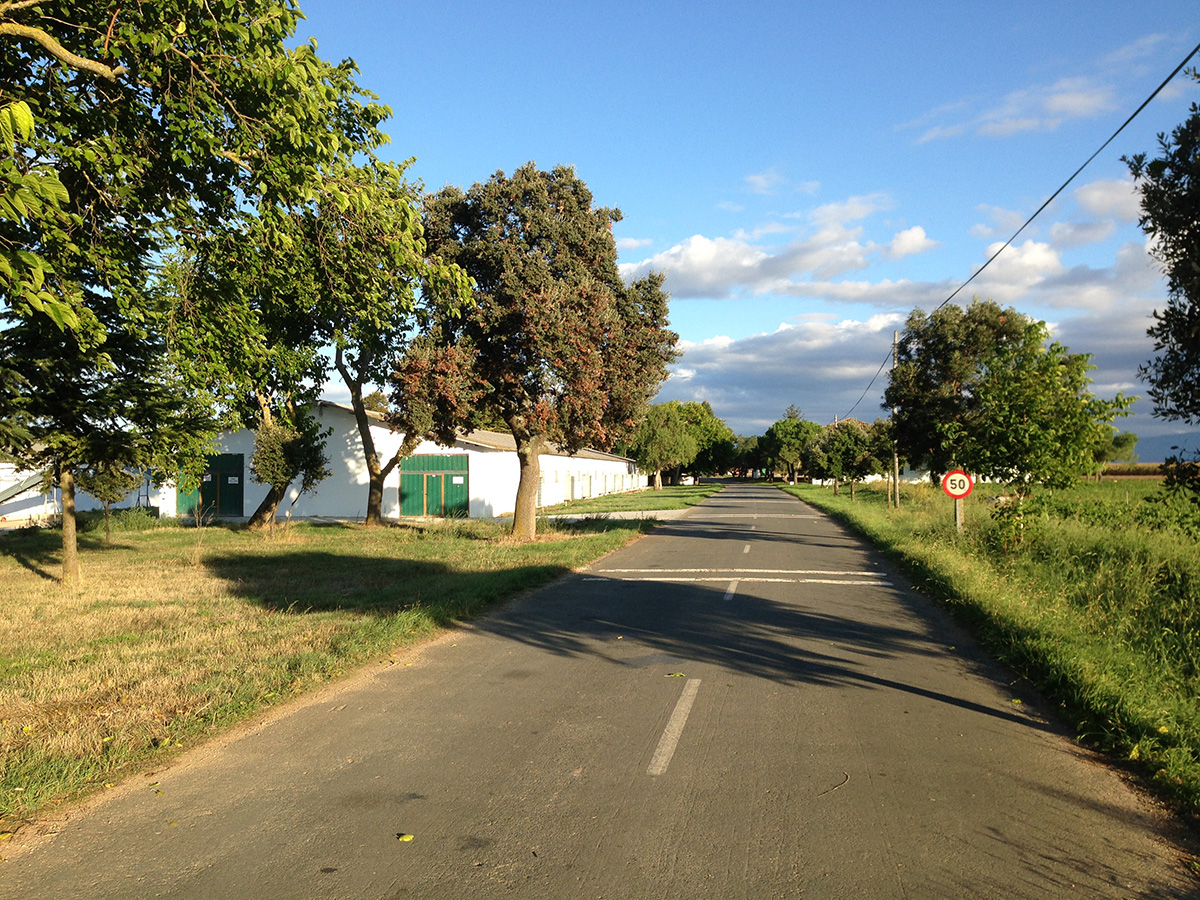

left=424, top=474, right=445, bottom=517
left=398, top=455, right=468, bottom=517
left=177, top=454, right=244, bottom=518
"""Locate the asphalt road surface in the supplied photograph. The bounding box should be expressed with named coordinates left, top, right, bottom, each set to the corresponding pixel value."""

left=3, top=484, right=1196, bottom=898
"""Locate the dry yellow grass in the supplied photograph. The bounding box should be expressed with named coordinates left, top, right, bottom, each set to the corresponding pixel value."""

left=0, top=516, right=648, bottom=830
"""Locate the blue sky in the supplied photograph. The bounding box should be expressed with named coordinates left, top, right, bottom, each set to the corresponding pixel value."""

left=297, top=1, right=1200, bottom=452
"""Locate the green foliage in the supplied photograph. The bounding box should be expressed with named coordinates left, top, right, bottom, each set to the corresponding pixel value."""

left=631, top=402, right=699, bottom=487
left=1125, top=69, right=1200, bottom=426
left=249, top=415, right=331, bottom=511
left=1092, top=429, right=1139, bottom=468
left=677, top=401, right=736, bottom=475
left=423, top=163, right=678, bottom=539
left=761, top=409, right=822, bottom=482
left=885, top=299, right=1131, bottom=492
left=809, top=420, right=880, bottom=493
left=1, top=1, right=391, bottom=579
left=76, top=461, right=144, bottom=542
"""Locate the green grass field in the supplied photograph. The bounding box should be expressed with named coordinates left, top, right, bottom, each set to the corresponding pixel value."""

left=782, top=476, right=1200, bottom=823
left=537, top=481, right=723, bottom=514
left=0, top=515, right=653, bottom=834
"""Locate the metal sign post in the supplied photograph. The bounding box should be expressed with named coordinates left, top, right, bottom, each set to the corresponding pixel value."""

left=941, top=469, right=974, bottom=534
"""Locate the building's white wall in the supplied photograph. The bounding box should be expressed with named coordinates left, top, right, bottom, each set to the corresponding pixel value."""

left=4, top=403, right=647, bottom=523
left=0, top=463, right=57, bottom=522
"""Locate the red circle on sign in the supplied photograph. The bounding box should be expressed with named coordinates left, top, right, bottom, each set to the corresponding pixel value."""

left=941, top=470, right=974, bottom=499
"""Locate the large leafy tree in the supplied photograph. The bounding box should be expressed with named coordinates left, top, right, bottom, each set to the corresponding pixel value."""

left=808, top=419, right=880, bottom=499
left=314, top=160, right=472, bottom=526
left=1125, top=71, right=1200, bottom=425
left=885, top=300, right=1043, bottom=479
left=885, top=300, right=1130, bottom=493
left=679, top=401, right=736, bottom=477
left=631, top=402, right=698, bottom=490
left=423, top=163, right=677, bottom=540
left=0, top=1, right=390, bottom=581
left=761, top=407, right=822, bottom=483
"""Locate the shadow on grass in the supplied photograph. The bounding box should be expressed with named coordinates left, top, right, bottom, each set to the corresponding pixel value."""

left=0, top=526, right=115, bottom=581
left=203, top=550, right=573, bottom=624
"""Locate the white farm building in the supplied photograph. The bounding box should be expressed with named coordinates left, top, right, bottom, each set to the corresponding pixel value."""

left=0, top=401, right=648, bottom=523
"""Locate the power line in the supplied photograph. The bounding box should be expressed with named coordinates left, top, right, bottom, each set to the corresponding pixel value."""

left=839, top=40, right=1200, bottom=422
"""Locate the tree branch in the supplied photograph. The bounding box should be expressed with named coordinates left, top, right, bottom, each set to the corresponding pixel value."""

left=0, top=21, right=127, bottom=80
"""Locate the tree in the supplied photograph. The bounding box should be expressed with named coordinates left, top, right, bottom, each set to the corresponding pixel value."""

left=762, top=409, right=822, bottom=483
left=810, top=420, right=879, bottom=499
left=731, top=434, right=765, bottom=478
left=632, top=402, right=698, bottom=490
left=884, top=300, right=1034, bottom=480
left=76, top=461, right=144, bottom=543
left=314, top=160, right=472, bottom=526
left=423, top=163, right=677, bottom=540
left=678, top=401, right=735, bottom=477
left=1125, top=71, right=1200, bottom=425
left=885, top=300, right=1131, bottom=494
left=249, top=414, right=331, bottom=534
left=1, top=1, right=390, bottom=582
left=1091, top=429, right=1139, bottom=473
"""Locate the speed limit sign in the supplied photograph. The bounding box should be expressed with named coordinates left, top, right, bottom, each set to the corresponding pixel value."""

left=941, top=470, right=974, bottom=499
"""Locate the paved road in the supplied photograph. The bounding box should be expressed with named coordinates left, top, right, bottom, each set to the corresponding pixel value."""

left=3, top=485, right=1196, bottom=898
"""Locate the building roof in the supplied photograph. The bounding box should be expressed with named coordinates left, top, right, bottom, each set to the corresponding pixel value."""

left=316, top=401, right=634, bottom=464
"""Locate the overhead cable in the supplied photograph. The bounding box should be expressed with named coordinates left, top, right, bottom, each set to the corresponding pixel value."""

left=839, top=38, right=1200, bottom=422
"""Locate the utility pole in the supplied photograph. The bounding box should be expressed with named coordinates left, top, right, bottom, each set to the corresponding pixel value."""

left=892, top=330, right=901, bottom=510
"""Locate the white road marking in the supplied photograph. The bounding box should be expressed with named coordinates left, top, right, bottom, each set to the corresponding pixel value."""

left=648, top=678, right=702, bottom=776
left=723, top=580, right=739, bottom=601
left=695, top=514, right=821, bottom=519
left=598, top=568, right=885, bottom=577
left=743, top=544, right=751, bottom=554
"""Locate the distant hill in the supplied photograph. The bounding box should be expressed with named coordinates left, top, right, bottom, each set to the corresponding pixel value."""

left=1129, top=432, right=1200, bottom=463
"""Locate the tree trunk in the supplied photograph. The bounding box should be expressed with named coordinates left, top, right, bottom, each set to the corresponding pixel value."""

left=850, top=480, right=856, bottom=501
left=511, top=433, right=546, bottom=542
left=247, top=485, right=285, bottom=531
left=653, top=470, right=663, bottom=491
left=366, top=468, right=387, bottom=526
left=60, top=467, right=80, bottom=587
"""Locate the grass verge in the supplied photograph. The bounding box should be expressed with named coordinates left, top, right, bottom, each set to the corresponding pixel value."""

left=0, top=516, right=652, bottom=834
left=538, top=481, right=723, bottom=515
left=781, top=478, right=1200, bottom=824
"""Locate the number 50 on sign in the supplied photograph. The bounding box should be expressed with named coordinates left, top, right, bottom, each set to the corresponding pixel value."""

left=941, top=470, right=974, bottom=499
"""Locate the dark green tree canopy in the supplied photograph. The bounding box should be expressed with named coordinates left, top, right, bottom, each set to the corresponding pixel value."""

left=631, top=402, right=698, bottom=489
left=885, top=299, right=1130, bottom=491
left=1126, top=70, right=1200, bottom=425
left=0, top=1, right=390, bottom=580
left=422, top=163, right=677, bottom=539
left=762, top=410, right=822, bottom=482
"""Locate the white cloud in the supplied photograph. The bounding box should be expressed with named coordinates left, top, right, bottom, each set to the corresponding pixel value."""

left=884, top=225, right=939, bottom=259
left=970, top=204, right=1028, bottom=240
left=811, top=192, right=891, bottom=226
left=654, top=315, right=906, bottom=434
left=1048, top=220, right=1116, bottom=248
left=912, top=75, right=1116, bottom=143
left=615, top=236, right=653, bottom=251
left=1043, top=77, right=1116, bottom=117
left=746, top=168, right=786, bottom=195
left=1073, top=178, right=1141, bottom=222
left=1103, top=34, right=1168, bottom=67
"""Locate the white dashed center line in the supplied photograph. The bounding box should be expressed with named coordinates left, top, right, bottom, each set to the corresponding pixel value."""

left=647, top=678, right=702, bottom=776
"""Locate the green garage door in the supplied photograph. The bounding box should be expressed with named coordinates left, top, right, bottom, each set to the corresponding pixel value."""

left=399, top=455, right=469, bottom=517
left=176, top=453, right=244, bottom=518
